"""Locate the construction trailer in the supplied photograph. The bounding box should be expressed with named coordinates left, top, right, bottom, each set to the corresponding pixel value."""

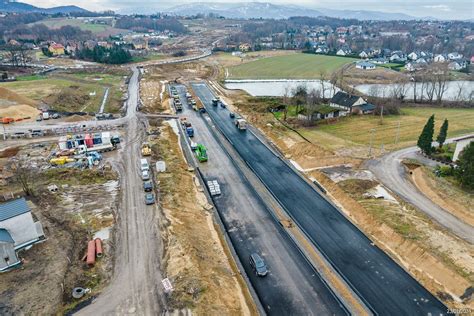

left=58, top=132, right=120, bottom=154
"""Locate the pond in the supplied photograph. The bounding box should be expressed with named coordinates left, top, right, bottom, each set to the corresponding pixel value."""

left=354, top=81, right=474, bottom=102
left=224, top=80, right=339, bottom=97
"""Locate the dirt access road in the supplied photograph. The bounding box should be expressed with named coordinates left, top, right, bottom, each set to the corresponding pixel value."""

left=76, top=68, right=165, bottom=315
left=367, top=140, right=474, bottom=244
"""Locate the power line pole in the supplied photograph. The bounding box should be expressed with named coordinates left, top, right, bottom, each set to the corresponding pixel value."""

left=379, top=105, right=384, bottom=125
left=368, top=128, right=376, bottom=157
left=395, top=121, right=400, bottom=145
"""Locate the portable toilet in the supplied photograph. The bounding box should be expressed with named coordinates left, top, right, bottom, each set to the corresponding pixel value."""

left=101, top=132, right=111, bottom=145
left=58, top=136, right=68, bottom=150
left=85, top=134, right=93, bottom=148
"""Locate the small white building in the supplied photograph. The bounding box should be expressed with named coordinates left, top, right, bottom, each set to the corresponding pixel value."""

left=448, top=52, right=463, bottom=60
left=356, top=61, right=376, bottom=70
left=453, top=135, right=474, bottom=162
left=434, top=54, right=447, bottom=62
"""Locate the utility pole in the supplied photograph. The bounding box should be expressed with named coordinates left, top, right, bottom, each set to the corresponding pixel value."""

left=379, top=105, right=384, bottom=125
left=395, top=121, right=400, bottom=144
left=368, top=128, right=376, bottom=157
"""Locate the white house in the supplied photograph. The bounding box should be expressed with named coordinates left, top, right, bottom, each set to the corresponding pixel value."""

left=359, top=51, right=369, bottom=59
left=336, top=48, right=351, bottom=56
left=356, top=61, right=376, bottom=70
left=408, top=51, right=419, bottom=60
left=0, top=198, right=45, bottom=272
left=329, top=91, right=366, bottom=116
left=448, top=52, right=463, bottom=60
left=434, top=54, right=447, bottom=62
left=448, top=61, right=466, bottom=71
left=453, top=135, right=473, bottom=162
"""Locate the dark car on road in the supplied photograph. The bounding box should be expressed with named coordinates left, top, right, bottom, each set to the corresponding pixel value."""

left=145, top=193, right=155, bottom=205
left=250, top=253, right=268, bottom=277
left=143, top=181, right=154, bottom=192
left=229, top=112, right=235, bottom=118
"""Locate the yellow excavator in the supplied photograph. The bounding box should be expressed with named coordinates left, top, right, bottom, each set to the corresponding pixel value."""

left=141, top=142, right=152, bottom=156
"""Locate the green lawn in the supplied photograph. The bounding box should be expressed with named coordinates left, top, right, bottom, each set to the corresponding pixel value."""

left=228, top=54, right=357, bottom=79
left=31, top=18, right=120, bottom=35
left=298, top=107, right=474, bottom=152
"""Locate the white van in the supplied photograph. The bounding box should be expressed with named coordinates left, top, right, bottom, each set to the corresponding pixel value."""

left=140, top=158, right=149, bottom=172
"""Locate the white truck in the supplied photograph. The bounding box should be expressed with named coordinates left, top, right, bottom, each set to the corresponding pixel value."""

left=76, top=143, right=115, bottom=154
left=42, top=112, right=50, bottom=120
left=235, top=118, right=247, bottom=131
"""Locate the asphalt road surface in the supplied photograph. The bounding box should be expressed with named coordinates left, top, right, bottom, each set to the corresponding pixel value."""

left=76, top=69, right=165, bottom=315
left=174, top=85, right=347, bottom=315
left=191, top=82, right=448, bottom=316
left=367, top=145, right=474, bottom=244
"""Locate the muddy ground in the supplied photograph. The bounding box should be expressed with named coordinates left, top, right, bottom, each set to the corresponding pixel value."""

left=0, top=142, right=119, bottom=314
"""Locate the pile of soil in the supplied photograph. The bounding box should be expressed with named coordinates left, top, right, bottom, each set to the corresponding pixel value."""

left=0, top=87, right=40, bottom=120
left=46, top=86, right=90, bottom=110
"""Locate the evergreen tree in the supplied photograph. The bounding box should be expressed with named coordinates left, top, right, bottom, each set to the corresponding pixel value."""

left=436, top=119, right=448, bottom=148
left=417, top=114, right=435, bottom=154
left=456, top=141, right=474, bottom=189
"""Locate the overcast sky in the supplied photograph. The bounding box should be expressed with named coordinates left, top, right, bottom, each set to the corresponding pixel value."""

left=20, top=0, right=474, bottom=20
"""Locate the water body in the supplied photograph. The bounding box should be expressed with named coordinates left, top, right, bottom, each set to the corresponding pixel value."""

left=225, top=79, right=339, bottom=97
left=354, top=81, right=474, bottom=102
left=225, top=79, right=473, bottom=102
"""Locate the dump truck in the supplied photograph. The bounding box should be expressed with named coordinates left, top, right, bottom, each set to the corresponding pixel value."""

left=235, top=118, right=247, bottom=130
left=141, top=142, right=152, bottom=156
left=195, top=144, right=208, bottom=162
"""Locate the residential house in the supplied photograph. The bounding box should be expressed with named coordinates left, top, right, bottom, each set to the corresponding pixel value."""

left=48, top=43, right=65, bottom=56
left=448, top=52, right=463, bottom=60
left=239, top=43, right=251, bottom=52
left=453, top=135, right=474, bottom=162
left=65, top=42, right=78, bottom=55
left=448, top=60, right=467, bottom=71
left=336, top=47, right=351, bottom=56
left=97, top=41, right=112, bottom=49
left=329, top=91, right=366, bottom=116
left=434, top=54, right=447, bottom=62
left=84, top=40, right=98, bottom=49
left=356, top=61, right=376, bottom=70
left=0, top=198, right=45, bottom=272
left=389, top=51, right=407, bottom=62
left=315, top=45, right=329, bottom=54
left=408, top=51, right=419, bottom=60
left=297, top=105, right=342, bottom=121
left=371, top=57, right=388, bottom=64
left=352, top=103, right=376, bottom=115
left=359, top=51, right=369, bottom=59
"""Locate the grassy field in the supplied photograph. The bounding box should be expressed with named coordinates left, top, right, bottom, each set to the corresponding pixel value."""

left=297, top=107, right=474, bottom=153
left=31, top=18, right=125, bottom=36
left=1, top=71, right=126, bottom=113
left=227, top=54, right=357, bottom=79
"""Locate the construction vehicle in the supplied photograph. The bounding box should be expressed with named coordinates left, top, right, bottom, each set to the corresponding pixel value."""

left=50, top=156, right=75, bottom=165
left=1, top=117, right=14, bottom=124
left=195, top=144, right=208, bottom=162
left=235, top=118, right=247, bottom=130
left=186, top=126, right=194, bottom=137
left=141, top=142, right=152, bottom=156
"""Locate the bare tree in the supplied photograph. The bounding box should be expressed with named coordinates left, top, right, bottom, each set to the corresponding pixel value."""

left=318, top=69, right=327, bottom=99
left=11, top=158, right=37, bottom=196
left=454, top=81, right=466, bottom=102
left=433, top=64, right=449, bottom=103
left=292, top=84, right=308, bottom=117
left=304, top=88, right=322, bottom=122
left=282, top=85, right=291, bottom=121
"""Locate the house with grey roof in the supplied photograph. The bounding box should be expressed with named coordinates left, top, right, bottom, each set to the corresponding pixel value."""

left=356, top=61, right=376, bottom=70
left=0, top=198, right=45, bottom=272
left=329, top=91, right=366, bottom=116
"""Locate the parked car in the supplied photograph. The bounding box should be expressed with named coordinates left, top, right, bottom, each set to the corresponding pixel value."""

left=190, top=141, right=197, bottom=150
left=143, top=180, right=153, bottom=192
left=229, top=112, right=235, bottom=118
left=145, top=193, right=155, bottom=205
left=141, top=169, right=150, bottom=181
left=249, top=253, right=268, bottom=277
left=36, top=115, right=43, bottom=122
left=52, top=113, right=60, bottom=119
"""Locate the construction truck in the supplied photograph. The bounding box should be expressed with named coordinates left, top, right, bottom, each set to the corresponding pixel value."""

left=141, top=142, right=152, bottom=156
left=195, top=144, right=208, bottom=162
left=235, top=118, right=247, bottom=131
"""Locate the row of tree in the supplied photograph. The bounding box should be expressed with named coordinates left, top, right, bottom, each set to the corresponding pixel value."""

left=75, top=45, right=132, bottom=64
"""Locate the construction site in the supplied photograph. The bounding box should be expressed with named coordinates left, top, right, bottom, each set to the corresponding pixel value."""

left=0, top=21, right=472, bottom=315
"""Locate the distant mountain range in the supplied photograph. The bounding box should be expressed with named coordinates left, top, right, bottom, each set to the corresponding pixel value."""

left=0, top=0, right=89, bottom=14
left=166, top=2, right=421, bottom=21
